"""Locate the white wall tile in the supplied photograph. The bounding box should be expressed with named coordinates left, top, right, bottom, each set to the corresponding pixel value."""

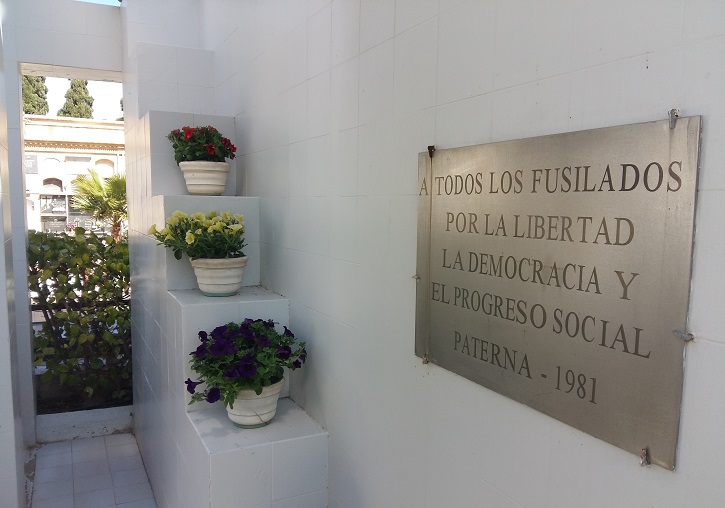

left=394, top=0, right=438, bottom=35
left=331, top=0, right=360, bottom=66
left=273, top=434, right=328, bottom=500
left=331, top=57, right=358, bottom=132
left=307, top=5, right=332, bottom=78
left=393, top=19, right=438, bottom=114
left=358, top=40, right=394, bottom=126
left=359, top=0, right=394, bottom=52
left=436, top=1, right=496, bottom=104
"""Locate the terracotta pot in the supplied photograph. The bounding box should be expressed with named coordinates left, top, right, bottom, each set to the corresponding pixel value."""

left=226, top=379, right=284, bottom=428
left=178, top=160, right=230, bottom=195
left=189, top=256, right=248, bottom=297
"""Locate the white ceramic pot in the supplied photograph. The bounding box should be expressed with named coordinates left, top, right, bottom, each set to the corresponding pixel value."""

left=226, top=379, right=284, bottom=428
left=178, top=160, right=230, bottom=195
left=189, top=256, right=248, bottom=297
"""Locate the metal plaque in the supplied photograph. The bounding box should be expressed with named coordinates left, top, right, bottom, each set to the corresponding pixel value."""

left=416, top=117, right=701, bottom=469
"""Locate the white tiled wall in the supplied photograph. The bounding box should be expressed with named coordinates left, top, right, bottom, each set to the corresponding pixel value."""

left=118, top=0, right=725, bottom=507
left=193, top=1, right=725, bottom=507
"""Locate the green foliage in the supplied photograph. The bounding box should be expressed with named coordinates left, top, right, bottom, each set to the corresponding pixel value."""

left=22, top=75, right=49, bottom=115
left=28, top=229, right=131, bottom=403
left=167, top=125, right=237, bottom=164
left=57, top=79, right=94, bottom=118
left=149, top=210, right=246, bottom=260
left=72, top=169, right=127, bottom=242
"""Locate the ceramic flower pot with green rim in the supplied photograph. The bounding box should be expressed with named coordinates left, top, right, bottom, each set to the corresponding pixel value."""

left=190, top=256, right=248, bottom=296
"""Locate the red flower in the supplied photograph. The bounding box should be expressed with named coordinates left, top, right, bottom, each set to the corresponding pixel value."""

left=206, top=143, right=215, bottom=155
left=184, top=128, right=194, bottom=140
left=231, top=145, right=237, bottom=153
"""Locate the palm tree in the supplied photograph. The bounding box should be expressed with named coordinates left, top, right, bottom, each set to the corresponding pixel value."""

left=71, top=169, right=127, bottom=242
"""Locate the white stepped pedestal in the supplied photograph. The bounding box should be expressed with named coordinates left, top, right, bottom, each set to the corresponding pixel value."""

left=184, top=399, right=328, bottom=508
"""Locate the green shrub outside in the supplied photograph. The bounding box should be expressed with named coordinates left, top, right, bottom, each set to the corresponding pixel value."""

left=28, top=228, right=131, bottom=408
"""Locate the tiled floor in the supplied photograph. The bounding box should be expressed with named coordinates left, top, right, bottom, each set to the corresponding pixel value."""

left=32, top=433, right=156, bottom=508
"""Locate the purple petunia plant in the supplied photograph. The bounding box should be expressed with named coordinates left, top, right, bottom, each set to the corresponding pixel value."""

left=186, top=319, right=306, bottom=408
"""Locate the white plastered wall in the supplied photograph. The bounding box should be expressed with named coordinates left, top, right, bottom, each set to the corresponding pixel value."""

left=187, top=1, right=725, bottom=507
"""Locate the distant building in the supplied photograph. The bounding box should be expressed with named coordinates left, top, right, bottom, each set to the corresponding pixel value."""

left=23, top=115, right=125, bottom=233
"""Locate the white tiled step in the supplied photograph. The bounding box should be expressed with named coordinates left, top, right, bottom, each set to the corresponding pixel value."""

left=185, top=398, right=328, bottom=508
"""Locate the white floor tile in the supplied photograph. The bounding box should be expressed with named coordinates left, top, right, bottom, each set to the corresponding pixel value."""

left=35, top=465, right=74, bottom=484
left=33, top=434, right=155, bottom=508
left=109, top=455, right=145, bottom=472
left=36, top=441, right=72, bottom=457
left=107, top=442, right=140, bottom=459
left=114, top=482, right=154, bottom=504
left=112, top=467, right=149, bottom=487
left=74, top=472, right=113, bottom=494
left=36, top=451, right=73, bottom=469
left=74, top=487, right=115, bottom=508
left=32, top=493, right=74, bottom=508
left=32, top=478, right=73, bottom=501
left=117, top=499, right=158, bottom=508
left=73, top=458, right=111, bottom=477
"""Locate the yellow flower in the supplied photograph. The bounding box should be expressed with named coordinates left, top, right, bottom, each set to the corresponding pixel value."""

left=165, top=233, right=174, bottom=241
left=208, top=210, right=218, bottom=218
left=185, top=232, right=195, bottom=244
left=167, top=216, right=179, bottom=226
left=148, top=224, right=158, bottom=235
left=208, top=223, right=224, bottom=233
left=234, top=214, right=244, bottom=223
left=172, top=210, right=188, bottom=218
left=160, top=227, right=171, bottom=236
left=192, top=212, right=205, bottom=221
left=195, top=229, right=202, bottom=235
left=220, top=211, right=232, bottom=221
left=227, top=224, right=244, bottom=233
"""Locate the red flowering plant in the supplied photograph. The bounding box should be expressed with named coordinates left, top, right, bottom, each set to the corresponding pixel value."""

left=167, top=125, right=237, bottom=164
left=185, top=319, right=307, bottom=408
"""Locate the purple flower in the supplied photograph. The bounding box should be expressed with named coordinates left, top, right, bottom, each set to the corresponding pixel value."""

left=258, top=336, right=272, bottom=348
left=211, top=325, right=227, bottom=341
left=238, top=354, right=257, bottom=379
left=292, top=359, right=302, bottom=369
left=264, top=319, right=275, bottom=329
left=239, top=362, right=257, bottom=379
left=198, top=330, right=208, bottom=342
left=185, top=378, right=203, bottom=394
left=206, top=387, right=221, bottom=403
left=276, top=345, right=292, bottom=360
left=210, top=337, right=236, bottom=356
left=283, top=326, right=294, bottom=337
left=191, top=342, right=207, bottom=358
left=299, top=349, right=307, bottom=363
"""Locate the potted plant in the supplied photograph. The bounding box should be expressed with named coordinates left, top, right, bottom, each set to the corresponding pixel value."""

left=148, top=210, right=247, bottom=296
left=185, top=319, right=307, bottom=428
left=167, top=125, right=237, bottom=195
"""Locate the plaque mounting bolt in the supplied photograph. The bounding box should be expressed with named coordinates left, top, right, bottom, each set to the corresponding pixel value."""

left=427, top=145, right=436, bottom=159
left=668, top=109, right=679, bottom=129
left=673, top=329, right=694, bottom=342
left=640, top=447, right=650, bottom=467
left=422, top=353, right=430, bottom=365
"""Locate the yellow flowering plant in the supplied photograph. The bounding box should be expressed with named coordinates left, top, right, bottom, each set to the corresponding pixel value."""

left=148, top=210, right=246, bottom=260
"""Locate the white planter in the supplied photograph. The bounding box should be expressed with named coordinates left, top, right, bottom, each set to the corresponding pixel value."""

left=178, top=160, right=230, bottom=195
left=226, top=379, right=284, bottom=428
left=189, top=257, right=248, bottom=297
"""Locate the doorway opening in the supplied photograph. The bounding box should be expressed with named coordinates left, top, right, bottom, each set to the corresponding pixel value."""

left=20, top=63, right=130, bottom=424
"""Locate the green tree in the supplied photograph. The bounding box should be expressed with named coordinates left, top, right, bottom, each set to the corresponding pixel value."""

left=72, top=169, right=127, bottom=242
left=22, top=75, right=49, bottom=115
left=57, top=79, right=94, bottom=118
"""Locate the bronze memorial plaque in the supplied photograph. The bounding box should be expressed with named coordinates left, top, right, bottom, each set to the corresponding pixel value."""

left=415, top=117, right=701, bottom=469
